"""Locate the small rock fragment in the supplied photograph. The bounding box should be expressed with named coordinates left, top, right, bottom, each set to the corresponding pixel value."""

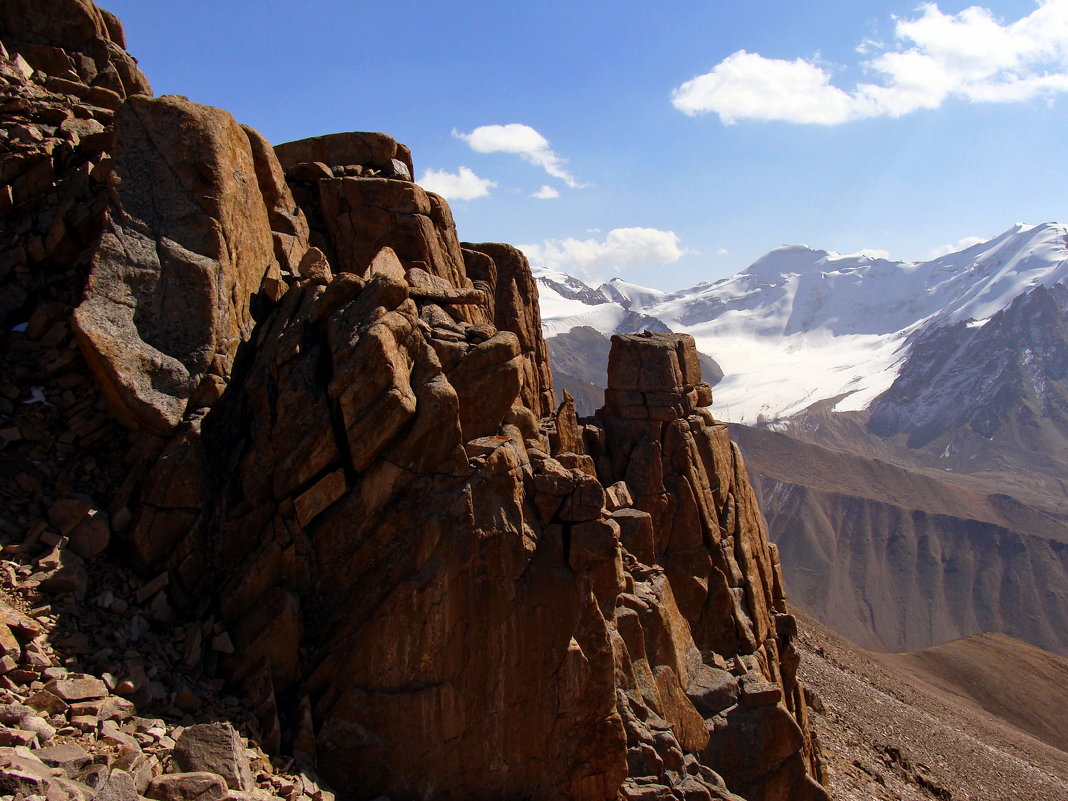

left=44, top=675, right=107, bottom=701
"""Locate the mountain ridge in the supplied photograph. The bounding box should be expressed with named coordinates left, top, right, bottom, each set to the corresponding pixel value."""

left=0, top=4, right=831, bottom=800
left=536, top=220, right=1068, bottom=423
left=535, top=222, right=1068, bottom=659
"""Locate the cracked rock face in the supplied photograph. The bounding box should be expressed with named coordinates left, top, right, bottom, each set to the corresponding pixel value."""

left=72, top=94, right=309, bottom=432
left=1, top=3, right=829, bottom=800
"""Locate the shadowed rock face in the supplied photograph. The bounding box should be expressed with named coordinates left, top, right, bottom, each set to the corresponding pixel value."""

left=0, top=4, right=828, bottom=800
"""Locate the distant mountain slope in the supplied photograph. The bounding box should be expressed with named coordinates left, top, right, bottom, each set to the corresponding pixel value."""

left=534, top=266, right=670, bottom=339
left=733, top=423, right=1068, bottom=656
left=796, top=612, right=1068, bottom=801
left=733, top=271, right=1068, bottom=657
left=877, top=632, right=1068, bottom=754
left=869, top=281, right=1068, bottom=472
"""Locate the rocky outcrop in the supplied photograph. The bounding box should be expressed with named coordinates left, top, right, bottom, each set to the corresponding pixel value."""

left=0, top=0, right=151, bottom=101
left=587, top=334, right=826, bottom=801
left=463, top=242, right=556, bottom=417
left=73, top=95, right=310, bottom=432
left=0, top=4, right=827, bottom=801
left=545, top=324, right=723, bottom=417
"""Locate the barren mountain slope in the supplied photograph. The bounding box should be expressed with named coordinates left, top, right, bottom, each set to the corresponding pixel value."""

left=795, top=612, right=1068, bottom=801
left=733, top=424, right=1068, bottom=656
left=876, top=632, right=1068, bottom=754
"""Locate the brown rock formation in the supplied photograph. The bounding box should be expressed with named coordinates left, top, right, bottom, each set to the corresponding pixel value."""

left=0, top=0, right=151, bottom=101
left=0, top=4, right=827, bottom=801
left=588, top=334, right=827, bottom=801
left=463, top=242, right=556, bottom=417
left=73, top=94, right=309, bottom=432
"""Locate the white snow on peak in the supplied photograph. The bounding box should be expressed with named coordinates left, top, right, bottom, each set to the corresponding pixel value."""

left=532, top=268, right=639, bottom=338
left=530, top=266, right=574, bottom=285
left=599, top=278, right=667, bottom=310
left=922, top=222, right=1068, bottom=326
left=531, top=223, right=1068, bottom=425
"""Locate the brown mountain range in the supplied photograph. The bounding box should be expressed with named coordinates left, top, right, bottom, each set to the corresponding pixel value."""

left=733, top=422, right=1068, bottom=656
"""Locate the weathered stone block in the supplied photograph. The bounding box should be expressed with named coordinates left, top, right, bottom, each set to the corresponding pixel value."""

left=172, top=723, right=252, bottom=791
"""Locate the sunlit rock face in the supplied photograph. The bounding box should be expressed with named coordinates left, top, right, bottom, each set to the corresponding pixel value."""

left=0, top=3, right=828, bottom=799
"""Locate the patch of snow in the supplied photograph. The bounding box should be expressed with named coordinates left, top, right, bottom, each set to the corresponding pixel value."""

left=599, top=278, right=667, bottom=310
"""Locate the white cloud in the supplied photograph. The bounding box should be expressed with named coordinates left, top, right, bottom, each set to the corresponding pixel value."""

left=715, top=248, right=730, bottom=257
left=531, top=185, right=560, bottom=199
left=519, top=227, right=691, bottom=279
left=855, top=38, right=885, bottom=56
left=453, top=124, right=583, bottom=188
left=417, top=166, right=496, bottom=201
left=928, top=235, right=985, bottom=258
left=672, top=50, right=858, bottom=124
left=672, top=1, right=1068, bottom=124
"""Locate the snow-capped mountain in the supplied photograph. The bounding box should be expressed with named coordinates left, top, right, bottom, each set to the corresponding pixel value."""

left=535, top=224, right=1068, bottom=658
left=534, top=222, right=1068, bottom=424
left=534, top=267, right=669, bottom=339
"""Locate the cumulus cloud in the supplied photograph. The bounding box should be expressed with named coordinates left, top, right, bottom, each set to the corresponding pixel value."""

left=672, top=51, right=857, bottom=124
left=519, top=227, right=691, bottom=279
left=453, top=124, right=583, bottom=188
left=929, top=235, right=986, bottom=258
left=672, top=1, right=1068, bottom=124
left=417, top=166, right=496, bottom=201
left=531, top=185, right=560, bottom=199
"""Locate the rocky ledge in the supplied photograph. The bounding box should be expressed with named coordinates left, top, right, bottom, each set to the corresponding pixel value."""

left=1, top=2, right=829, bottom=800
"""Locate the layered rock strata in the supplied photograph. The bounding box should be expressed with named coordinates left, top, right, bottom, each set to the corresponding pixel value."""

left=1, top=3, right=827, bottom=800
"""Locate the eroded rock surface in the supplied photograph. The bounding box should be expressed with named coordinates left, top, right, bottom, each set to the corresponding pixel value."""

left=0, top=4, right=829, bottom=801
left=72, top=94, right=309, bottom=432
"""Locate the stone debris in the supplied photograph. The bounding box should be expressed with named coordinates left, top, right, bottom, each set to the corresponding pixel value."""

left=0, top=570, right=335, bottom=801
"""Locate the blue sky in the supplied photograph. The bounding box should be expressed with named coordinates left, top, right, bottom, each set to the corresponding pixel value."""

left=104, top=0, right=1068, bottom=290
